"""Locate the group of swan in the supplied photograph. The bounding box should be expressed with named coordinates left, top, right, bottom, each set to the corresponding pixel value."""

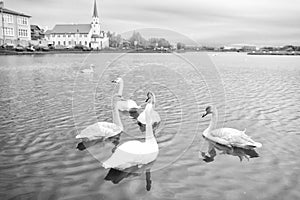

left=76, top=77, right=160, bottom=170
left=76, top=77, right=262, bottom=171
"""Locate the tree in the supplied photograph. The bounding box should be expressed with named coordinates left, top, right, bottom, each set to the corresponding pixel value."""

left=108, top=32, right=123, bottom=48
left=128, top=32, right=147, bottom=48
left=177, top=42, right=185, bottom=50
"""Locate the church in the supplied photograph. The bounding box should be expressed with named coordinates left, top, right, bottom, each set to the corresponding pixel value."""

left=45, top=0, right=109, bottom=49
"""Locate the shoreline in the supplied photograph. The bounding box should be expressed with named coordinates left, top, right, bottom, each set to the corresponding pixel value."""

left=1, top=49, right=300, bottom=56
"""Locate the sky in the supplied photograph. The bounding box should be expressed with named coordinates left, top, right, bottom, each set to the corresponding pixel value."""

left=4, top=0, right=300, bottom=46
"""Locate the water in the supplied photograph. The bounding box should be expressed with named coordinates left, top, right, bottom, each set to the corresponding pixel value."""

left=0, top=52, right=299, bottom=200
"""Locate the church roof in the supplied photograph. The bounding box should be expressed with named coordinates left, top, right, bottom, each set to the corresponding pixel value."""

left=93, top=0, right=98, bottom=17
left=50, top=24, right=91, bottom=34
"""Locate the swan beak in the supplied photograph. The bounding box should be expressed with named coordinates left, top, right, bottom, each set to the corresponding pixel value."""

left=202, top=113, right=208, bottom=118
left=111, top=80, right=116, bottom=83
left=145, top=97, right=150, bottom=102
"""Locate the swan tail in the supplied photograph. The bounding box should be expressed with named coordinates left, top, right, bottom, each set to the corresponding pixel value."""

left=253, top=142, right=262, bottom=148
left=75, top=134, right=83, bottom=139
left=244, top=142, right=262, bottom=149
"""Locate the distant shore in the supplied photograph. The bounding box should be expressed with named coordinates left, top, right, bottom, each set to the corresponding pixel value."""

left=0, top=49, right=175, bottom=55
left=247, top=51, right=300, bottom=56
left=1, top=49, right=300, bottom=56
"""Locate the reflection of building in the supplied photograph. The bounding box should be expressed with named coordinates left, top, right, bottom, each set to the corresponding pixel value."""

left=0, top=2, right=31, bottom=46
left=45, top=0, right=109, bottom=49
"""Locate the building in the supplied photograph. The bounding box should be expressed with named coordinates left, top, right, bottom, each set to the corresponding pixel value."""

left=0, top=2, right=31, bottom=46
left=45, top=0, right=109, bottom=49
left=30, top=24, right=44, bottom=40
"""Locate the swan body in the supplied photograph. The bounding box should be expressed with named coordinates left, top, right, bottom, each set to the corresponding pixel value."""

left=102, top=102, right=159, bottom=170
left=117, top=99, right=141, bottom=112
left=112, top=77, right=140, bottom=111
left=75, top=100, right=123, bottom=140
left=76, top=122, right=122, bottom=140
left=202, top=106, right=262, bottom=149
left=137, top=92, right=161, bottom=125
left=80, top=64, right=94, bottom=73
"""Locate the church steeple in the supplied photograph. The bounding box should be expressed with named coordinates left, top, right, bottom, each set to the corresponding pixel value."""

left=93, top=0, right=98, bottom=17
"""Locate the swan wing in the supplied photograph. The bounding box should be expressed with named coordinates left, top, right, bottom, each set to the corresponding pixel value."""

left=76, top=122, right=122, bottom=140
left=209, top=128, right=262, bottom=148
left=127, top=100, right=141, bottom=109
left=102, top=141, right=158, bottom=169
left=137, top=110, right=160, bottom=125
left=137, top=110, right=146, bottom=124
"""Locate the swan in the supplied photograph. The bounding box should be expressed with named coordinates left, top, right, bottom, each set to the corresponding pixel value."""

left=200, top=140, right=259, bottom=162
left=202, top=106, right=262, bottom=149
left=102, top=101, right=159, bottom=170
left=80, top=64, right=95, bottom=73
left=75, top=99, right=123, bottom=140
left=137, top=92, right=161, bottom=127
left=112, top=77, right=141, bottom=112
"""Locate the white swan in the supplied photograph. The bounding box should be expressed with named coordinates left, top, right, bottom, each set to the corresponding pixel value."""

left=80, top=64, right=95, bottom=73
left=75, top=100, right=123, bottom=140
left=102, top=102, right=159, bottom=170
left=202, top=106, right=262, bottom=149
left=137, top=92, right=161, bottom=126
left=112, top=77, right=141, bottom=112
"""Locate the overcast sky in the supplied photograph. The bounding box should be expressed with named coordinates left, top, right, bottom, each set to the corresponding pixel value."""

left=4, top=0, right=300, bottom=46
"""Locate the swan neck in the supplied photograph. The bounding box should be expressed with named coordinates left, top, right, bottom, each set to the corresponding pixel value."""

left=117, top=79, right=124, bottom=96
left=145, top=105, right=156, bottom=143
left=113, top=105, right=123, bottom=130
left=206, top=110, right=218, bottom=134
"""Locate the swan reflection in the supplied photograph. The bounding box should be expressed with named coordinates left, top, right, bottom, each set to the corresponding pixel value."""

left=200, top=139, right=259, bottom=162
left=104, top=161, right=155, bottom=191
left=76, top=133, right=121, bottom=152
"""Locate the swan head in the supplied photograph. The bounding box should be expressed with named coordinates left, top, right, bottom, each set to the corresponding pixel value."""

left=202, top=106, right=214, bottom=118
left=145, top=92, right=156, bottom=104
left=111, top=77, right=122, bottom=83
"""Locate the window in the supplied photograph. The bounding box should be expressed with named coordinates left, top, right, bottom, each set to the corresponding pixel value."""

left=68, top=41, right=71, bottom=45
left=4, top=14, right=13, bottom=23
left=63, top=41, right=66, bottom=45
left=84, top=34, right=87, bottom=37
left=85, top=41, right=87, bottom=45
left=79, top=41, right=82, bottom=45
left=4, top=27, right=14, bottom=36
left=58, top=35, right=60, bottom=38
left=58, top=41, right=60, bottom=45
left=17, top=17, right=28, bottom=25
left=18, top=29, right=28, bottom=37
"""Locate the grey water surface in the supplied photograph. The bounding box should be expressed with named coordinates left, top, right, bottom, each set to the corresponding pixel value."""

left=0, top=52, right=299, bottom=200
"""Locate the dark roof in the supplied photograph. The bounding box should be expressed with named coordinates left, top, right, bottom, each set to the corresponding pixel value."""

left=93, top=0, right=98, bottom=17
left=1, top=8, right=31, bottom=17
left=30, top=25, right=41, bottom=31
left=50, top=24, right=91, bottom=34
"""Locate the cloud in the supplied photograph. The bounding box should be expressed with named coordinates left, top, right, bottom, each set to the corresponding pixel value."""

left=5, top=0, right=300, bottom=45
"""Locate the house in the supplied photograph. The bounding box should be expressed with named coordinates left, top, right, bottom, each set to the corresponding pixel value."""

left=45, top=0, right=109, bottom=49
left=0, top=2, right=31, bottom=46
left=30, top=24, right=44, bottom=40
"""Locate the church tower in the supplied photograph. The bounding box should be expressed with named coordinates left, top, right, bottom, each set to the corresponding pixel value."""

left=91, top=0, right=100, bottom=36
